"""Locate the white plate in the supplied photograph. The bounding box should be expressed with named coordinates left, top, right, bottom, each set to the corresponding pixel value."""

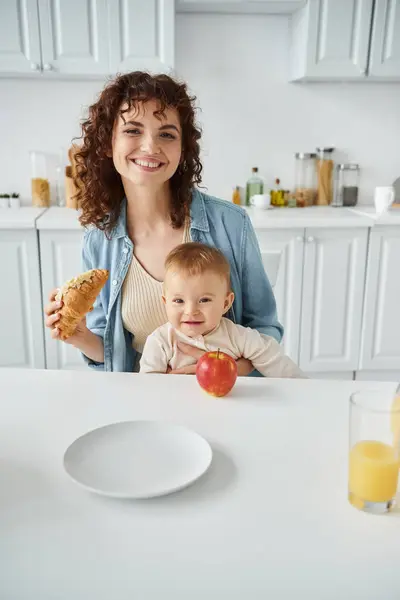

left=63, top=421, right=213, bottom=499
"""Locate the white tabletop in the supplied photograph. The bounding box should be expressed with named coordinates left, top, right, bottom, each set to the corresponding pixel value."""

left=0, top=369, right=399, bottom=600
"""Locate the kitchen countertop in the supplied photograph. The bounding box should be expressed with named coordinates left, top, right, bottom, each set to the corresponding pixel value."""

left=3, top=206, right=398, bottom=232
left=0, top=207, right=47, bottom=229
left=244, top=206, right=375, bottom=229
left=35, top=207, right=82, bottom=230
left=0, top=369, right=399, bottom=600
left=350, top=206, right=400, bottom=225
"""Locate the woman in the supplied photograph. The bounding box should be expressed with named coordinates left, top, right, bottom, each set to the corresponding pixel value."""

left=44, top=71, right=283, bottom=374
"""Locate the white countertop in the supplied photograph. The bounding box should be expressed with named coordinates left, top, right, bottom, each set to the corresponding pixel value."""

left=0, top=207, right=47, bottom=229
left=1, top=369, right=399, bottom=600
left=245, top=206, right=375, bottom=229
left=350, top=206, right=400, bottom=225
left=35, top=206, right=82, bottom=230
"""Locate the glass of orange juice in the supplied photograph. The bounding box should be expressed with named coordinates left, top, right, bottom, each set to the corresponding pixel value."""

left=349, top=390, right=400, bottom=514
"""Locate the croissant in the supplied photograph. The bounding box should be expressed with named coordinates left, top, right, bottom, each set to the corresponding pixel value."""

left=55, top=269, right=109, bottom=340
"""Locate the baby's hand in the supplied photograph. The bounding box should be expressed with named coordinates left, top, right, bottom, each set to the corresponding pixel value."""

left=168, top=342, right=253, bottom=376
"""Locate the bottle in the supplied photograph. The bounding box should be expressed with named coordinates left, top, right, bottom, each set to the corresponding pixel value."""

left=271, top=178, right=284, bottom=207
left=232, top=186, right=241, bottom=206
left=246, top=167, right=263, bottom=206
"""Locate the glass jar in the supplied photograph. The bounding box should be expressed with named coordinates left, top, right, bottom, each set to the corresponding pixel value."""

left=333, top=164, right=360, bottom=207
left=294, top=153, right=317, bottom=207
left=30, top=151, right=50, bottom=207
left=316, top=147, right=335, bottom=205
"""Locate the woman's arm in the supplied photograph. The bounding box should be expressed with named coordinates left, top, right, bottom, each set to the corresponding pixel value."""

left=241, top=214, right=284, bottom=343
left=78, top=230, right=107, bottom=369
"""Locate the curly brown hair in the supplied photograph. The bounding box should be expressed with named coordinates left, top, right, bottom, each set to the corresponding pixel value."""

left=75, top=71, right=203, bottom=234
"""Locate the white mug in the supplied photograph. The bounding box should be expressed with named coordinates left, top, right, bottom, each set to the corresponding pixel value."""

left=250, top=193, right=270, bottom=210
left=374, top=186, right=394, bottom=214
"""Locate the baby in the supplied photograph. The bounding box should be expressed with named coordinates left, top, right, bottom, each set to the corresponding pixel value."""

left=140, top=242, right=306, bottom=378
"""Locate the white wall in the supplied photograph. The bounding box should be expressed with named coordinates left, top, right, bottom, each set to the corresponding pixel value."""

left=1, top=14, right=399, bottom=204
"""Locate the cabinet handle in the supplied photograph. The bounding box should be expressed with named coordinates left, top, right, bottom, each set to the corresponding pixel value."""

left=30, top=63, right=40, bottom=71
left=307, top=236, right=315, bottom=243
left=43, top=63, right=53, bottom=71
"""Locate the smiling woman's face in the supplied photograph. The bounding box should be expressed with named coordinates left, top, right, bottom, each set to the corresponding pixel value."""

left=111, top=99, right=182, bottom=188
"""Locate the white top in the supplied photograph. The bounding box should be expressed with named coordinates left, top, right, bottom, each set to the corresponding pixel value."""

left=140, top=317, right=305, bottom=378
left=0, top=369, right=399, bottom=600
left=122, top=221, right=191, bottom=354
left=0, top=207, right=47, bottom=229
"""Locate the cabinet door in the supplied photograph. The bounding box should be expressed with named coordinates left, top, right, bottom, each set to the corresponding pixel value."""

left=369, top=0, right=400, bottom=78
left=0, top=230, right=45, bottom=368
left=290, top=0, right=373, bottom=80
left=0, top=0, right=42, bottom=74
left=359, top=227, right=400, bottom=370
left=108, top=0, right=174, bottom=73
left=37, top=0, right=109, bottom=75
left=255, top=229, right=304, bottom=362
left=299, top=228, right=368, bottom=372
left=39, top=230, right=86, bottom=370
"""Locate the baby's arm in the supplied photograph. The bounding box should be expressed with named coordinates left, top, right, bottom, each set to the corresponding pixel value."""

left=140, top=334, right=170, bottom=374
left=236, top=326, right=307, bottom=379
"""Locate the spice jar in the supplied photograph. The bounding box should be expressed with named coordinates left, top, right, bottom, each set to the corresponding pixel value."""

left=294, top=153, right=317, bottom=207
left=30, top=151, right=50, bottom=207
left=333, top=164, right=360, bottom=207
left=316, top=147, right=335, bottom=205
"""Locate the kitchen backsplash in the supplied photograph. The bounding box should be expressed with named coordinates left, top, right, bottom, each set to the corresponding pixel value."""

left=1, top=14, right=400, bottom=205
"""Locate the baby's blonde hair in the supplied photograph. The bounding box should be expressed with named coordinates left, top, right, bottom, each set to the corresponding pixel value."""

left=165, top=242, right=231, bottom=287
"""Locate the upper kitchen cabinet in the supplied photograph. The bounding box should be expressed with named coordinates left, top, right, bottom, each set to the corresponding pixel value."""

left=290, top=0, right=374, bottom=81
left=37, top=0, right=109, bottom=76
left=0, top=0, right=174, bottom=77
left=369, top=0, right=400, bottom=79
left=108, top=0, right=174, bottom=73
left=0, top=0, right=42, bottom=74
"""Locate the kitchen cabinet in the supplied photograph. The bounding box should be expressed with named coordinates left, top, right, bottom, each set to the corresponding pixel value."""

left=299, top=228, right=368, bottom=372
left=369, top=0, right=400, bottom=79
left=108, top=0, right=174, bottom=73
left=0, top=0, right=42, bottom=74
left=0, top=210, right=46, bottom=369
left=37, top=0, right=109, bottom=76
left=0, top=0, right=174, bottom=77
left=176, top=0, right=306, bottom=14
left=255, top=229, right=304, bottom=362
left=359, top=226, right=400, bottom=371
left=39, top=228, right=85, bottom=370
left=290, top=0, right=374, bottom=81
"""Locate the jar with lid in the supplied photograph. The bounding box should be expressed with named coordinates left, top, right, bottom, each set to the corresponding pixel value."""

left=294, top=153, right=317, bottom=207
left=333, top=164, right=360, bottom=207
left=316, top=147, right=335, bottom=205
left=30, top=151, right=50, bottom=207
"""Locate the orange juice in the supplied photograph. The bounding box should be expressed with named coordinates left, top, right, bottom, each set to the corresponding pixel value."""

left=349, top=440, right=399, bottom=508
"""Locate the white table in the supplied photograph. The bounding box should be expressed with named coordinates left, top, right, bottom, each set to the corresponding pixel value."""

left=1, top=370, right=399, bottom=600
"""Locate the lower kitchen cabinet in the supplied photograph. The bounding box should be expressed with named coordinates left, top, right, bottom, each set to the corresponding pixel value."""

left=299, top=227, right=368, bottom=373
left=39, top=229, right=85, bottom=370
left=0, top=228, right=45, bottom=368
left=255, top=229, right=304, bottom=362
left=358, top=226, right=400, bottom=372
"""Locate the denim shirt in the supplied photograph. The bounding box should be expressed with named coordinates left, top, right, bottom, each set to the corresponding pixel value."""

left=82, top=189, right=283, bottom=372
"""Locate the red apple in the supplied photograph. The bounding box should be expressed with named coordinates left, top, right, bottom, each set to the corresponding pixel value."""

left=196, top=350, right=237, bottom=397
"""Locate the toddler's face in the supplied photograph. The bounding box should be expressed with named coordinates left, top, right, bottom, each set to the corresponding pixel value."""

left=163, top=270, right=234, bottom=338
